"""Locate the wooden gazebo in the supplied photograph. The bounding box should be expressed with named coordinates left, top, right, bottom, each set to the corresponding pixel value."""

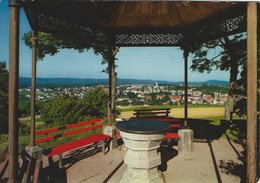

left=8, top=1, right=258, bottom=182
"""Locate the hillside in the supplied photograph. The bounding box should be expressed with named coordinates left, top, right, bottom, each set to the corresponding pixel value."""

left=19, top=77, right=228, bottom=88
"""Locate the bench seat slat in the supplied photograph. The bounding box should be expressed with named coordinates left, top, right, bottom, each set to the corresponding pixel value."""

left=133, top=108, right=170, bottom=112
left=35, top=124, right=103, bottom=144
left=133, top=111, right=170, bottom=115
left=35, top=118, right=102, bottom=136
left=44, top=134, right=110, bottom=157
left=133, top=108, right=170, bottom=118
left=170, top=124, right=181, bottom=128
left=165, top=133, right=179, bottom=139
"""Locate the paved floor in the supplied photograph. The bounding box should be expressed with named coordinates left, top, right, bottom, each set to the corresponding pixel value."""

left=61, top=135, right=245, bottom=183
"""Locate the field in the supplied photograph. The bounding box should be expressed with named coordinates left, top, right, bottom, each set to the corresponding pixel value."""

left=119, top=106, right=225, bottom=119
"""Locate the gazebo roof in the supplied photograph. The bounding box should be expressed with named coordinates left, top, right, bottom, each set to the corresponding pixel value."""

left=22, top=1, right=248, bottom=47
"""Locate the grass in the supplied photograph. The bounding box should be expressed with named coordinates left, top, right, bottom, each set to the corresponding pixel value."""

left=0, top=135, right=8, bottom=153
left=118, top=104, right=223, bottom=112
left=119, top=106, right=225, bottom=119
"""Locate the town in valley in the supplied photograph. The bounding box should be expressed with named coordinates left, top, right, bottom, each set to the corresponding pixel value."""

left=19, top=82, right=229, bottom=108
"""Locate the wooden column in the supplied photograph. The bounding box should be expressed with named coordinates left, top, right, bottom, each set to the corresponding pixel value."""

left=111, top=57, right=116, bottom=121
left=8, top=0, right=20, bottom=182
left=247, top=2, right=258, bottom=183
left=108, top=59, right=114, bottom=125
left=30, top=31, right=38, bottom=146
left=184, top=47, right=189, bottom=128
left=108, top=47, right=119, bottom=125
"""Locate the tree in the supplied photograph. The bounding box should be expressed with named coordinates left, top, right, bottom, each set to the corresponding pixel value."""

left=0, top=61, right=8, bottom=133
left=23, top=32, right=88, bottom=60
left=40, top=87, right=108, bottom=125
left=22, top=31, right=117, bottom=66
left=189, top=34, right=246, bottom=120
left=127, top=92, right=138, bottom=99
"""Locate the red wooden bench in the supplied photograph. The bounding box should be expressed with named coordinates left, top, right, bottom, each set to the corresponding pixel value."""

left=35, top=118, right=110, bottom=168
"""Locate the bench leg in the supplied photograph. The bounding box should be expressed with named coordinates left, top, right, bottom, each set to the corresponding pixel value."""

left=93, top=142, right=98, bottom=153
left=48, top=156, right=53, bottom=166
left=58, top=153, right=63, bottom=169
left=102, top=140, right=106, bottom=154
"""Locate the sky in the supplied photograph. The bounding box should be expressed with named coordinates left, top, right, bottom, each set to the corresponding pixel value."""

left=0, top=1, right=229, bottom=82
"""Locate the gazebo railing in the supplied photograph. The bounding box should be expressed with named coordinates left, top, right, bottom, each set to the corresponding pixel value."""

left=0, top=145, right=9, bottom=180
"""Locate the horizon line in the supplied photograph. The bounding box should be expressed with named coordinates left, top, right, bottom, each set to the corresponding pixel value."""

left=19, top=77, right=228, bottom=83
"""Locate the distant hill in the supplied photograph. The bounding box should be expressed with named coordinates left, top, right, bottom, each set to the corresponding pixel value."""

left=201, top=80, right=229, bottom=86
left=19, top=77, right=228, bottom=88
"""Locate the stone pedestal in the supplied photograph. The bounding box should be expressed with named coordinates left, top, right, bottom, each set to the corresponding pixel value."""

left=25, top=146, right=43, bottom=160
left=178, top=128, right=194, bottom=153
left=104, top=125, right=118, bottom=149
left=119, top=131, right=165, bottom=183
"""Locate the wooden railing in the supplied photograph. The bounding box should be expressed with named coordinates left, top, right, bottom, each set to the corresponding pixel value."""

left=0, top=145, right=42, bottom=183
left=19, top=149, right=42, bottom=183
left=0, top=145, right=9, bottom=180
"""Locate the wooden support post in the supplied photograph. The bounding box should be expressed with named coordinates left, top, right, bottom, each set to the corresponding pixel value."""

left=136, top=111, right=140, bottom=118
left=111, top=55, right=116, bottom=122
left=108, top=59, right=113, bottom=126
left=184, top=47, right=189, bottom=128
left=107, top=47, right=119, bottom=125
left=30, top=30, right=38, bottom=147
left=8, top=1, right=20, bottom=182
left=247, top=2, right=258, bottom=183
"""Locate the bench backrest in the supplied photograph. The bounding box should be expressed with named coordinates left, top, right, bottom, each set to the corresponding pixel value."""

left=35, top=118, right=103, bottom=145
left=133, top=108, right=171, bottom=118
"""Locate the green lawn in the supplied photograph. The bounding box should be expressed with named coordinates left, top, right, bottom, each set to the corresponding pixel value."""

left=118, top=104, right=223, bottom=112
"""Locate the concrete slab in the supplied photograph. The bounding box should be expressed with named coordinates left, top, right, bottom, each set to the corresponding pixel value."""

left=164, top=138, right=244, bottom=183
left=49, top=135, right=244, bottom=183
left=66, top=148, right=125, bottom=183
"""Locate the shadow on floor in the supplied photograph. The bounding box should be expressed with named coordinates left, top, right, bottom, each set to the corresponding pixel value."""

left=207, top=119, right=246, bottom=183
left=207, top=139, right=223, bottom=183
left=219, top=159, right=246, bottom=183
left=40, top=164, right=67, bottom=183
left=186, top=118, right=230, bottom=141
left=231, top=119, right=247, bottom=134
left=63, top=143, right=105, bottom=170
left=219, top=122, right=246, bottom=183
left=103, top=160, right=124, bottom=183
left=180, top=118, right=246, bottom=182
left=158, top=146, right=178, bottom=172
left=224, top=119, right=246, bottom=168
